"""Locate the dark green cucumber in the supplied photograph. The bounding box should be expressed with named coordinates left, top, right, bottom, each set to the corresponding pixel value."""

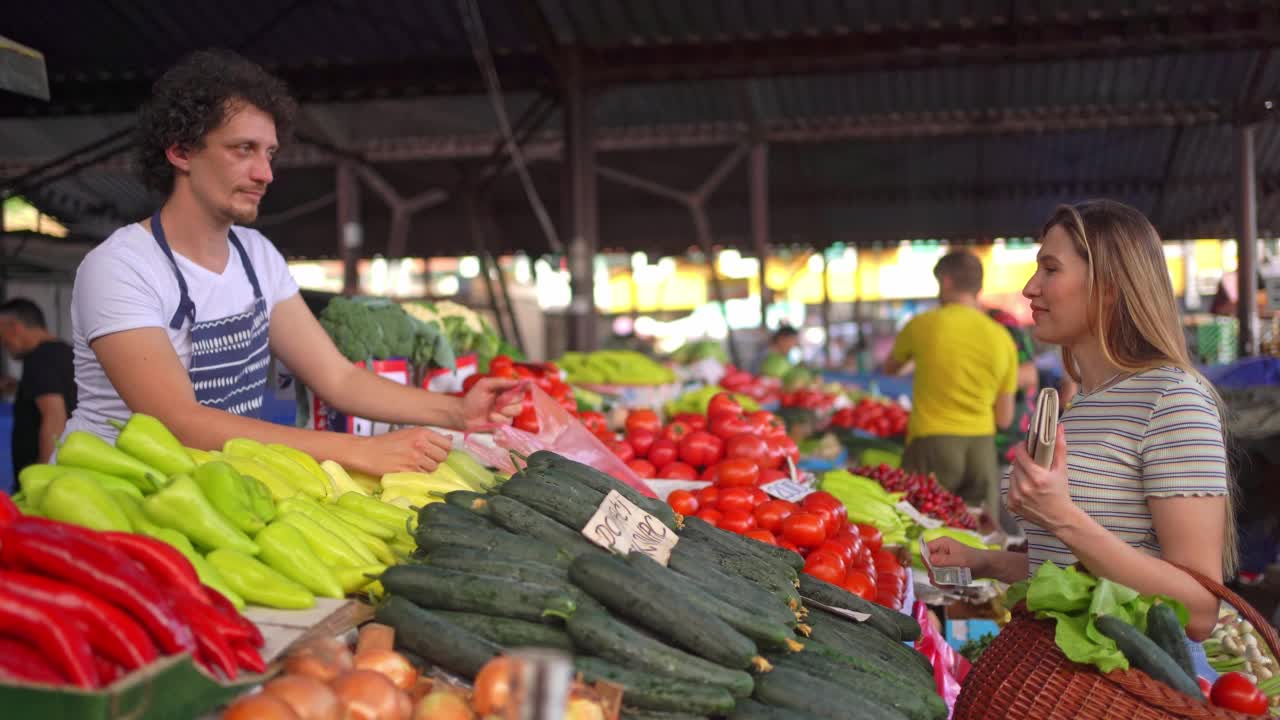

left=431, top=611, right=573, bottom=651
left=679, top=533, right=800, bottom=585
left=419, top=501, right=494, bottom=529
left=573, top=657, right=735, bottom=714
left=566, top=608, right=754, bottom=697
left=774, top=651, right=944, bottom=720
left=753, top=664, right=911, bottom=720
left=800, top=638, right=936, bottom=694
left=730, top=699, right=825, bottom=720
left=681, top=516, right=805, bottom=571
left=376, top=596, right=500, bottom=679
left=672, top=541, right=801, bottom=609
left=1146, top=603, right=1195, bottom=680
left=381, top=564, right=576, bottom=622
left=414, top=522, right=572, bottom=567
left=486, top=494, right=605, bottom=558
left=426, top=555, right=569, bottom=584
left=619, top=709, right=707, bottom=720
left=808, top=607, right=934, bottom=681
left=1096, top=615, right=1204, bottom=700
left=500, top=473, right=605, bottom=529
left=525, top=450, right=680, bottom=530
left=441, top=490, right=491, bottom=516
left=668, top=546, right=802, bottom=622
left=799, top=574, right=920, bottom=641
left=570, top=553, right=762, bottom=670
left=626, top=553, right=801, bottom=651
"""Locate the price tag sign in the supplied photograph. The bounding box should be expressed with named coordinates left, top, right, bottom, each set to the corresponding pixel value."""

left=581, top=490, right=679, bottom=565
left=895, top=500, right=943, bottom=530
left=918, top=536, right=975, bottom=588
left=800, top=597, right=871, bottom=623
left=760, top=478, right=815, bottom=503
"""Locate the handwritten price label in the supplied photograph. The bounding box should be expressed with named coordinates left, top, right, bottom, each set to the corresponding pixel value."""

left=759, top=478, right=815, bottom=503
left=800, top=597, right=871, bottom=623
left=581, top=490, right=679, bottom=565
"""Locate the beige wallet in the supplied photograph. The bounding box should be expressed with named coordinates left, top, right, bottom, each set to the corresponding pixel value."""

left=1026, top=388, right=1059, bottom=468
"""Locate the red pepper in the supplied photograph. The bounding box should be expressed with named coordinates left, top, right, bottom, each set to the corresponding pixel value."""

left=169, top=592, right=238, bottom=680
left=0, top=636, right=67, bottom=685
left=101, top=532, right=209, bottom=604
left=170, top=591, right=252, bottom=646
left=0, top=570, right=158, bottom=670
left=232, top=640, right=266, bottom=674
left=0, top=587, right=99, bottom=687
left=0, top=493, right=19, bottom=529
left=93, top=655, right=125, bottom=686
left=204, top=585, right=263, bottom=648
left=0, top=519, right=194, bottom=654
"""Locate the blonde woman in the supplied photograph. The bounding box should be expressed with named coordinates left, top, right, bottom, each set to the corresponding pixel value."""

left=926, top=200, right=1234, bottom=652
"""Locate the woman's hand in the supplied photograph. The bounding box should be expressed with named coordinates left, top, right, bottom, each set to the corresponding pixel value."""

left=350, top=427, right=453, bottom=475
left=1007, top=423, right=1083, bottom=533
left=456, top=378, right=527, bottom=432
left=924, top=537, right=988, bottom=581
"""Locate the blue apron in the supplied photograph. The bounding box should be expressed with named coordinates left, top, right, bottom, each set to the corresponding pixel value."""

left=150, top=211, right=270, bottom=418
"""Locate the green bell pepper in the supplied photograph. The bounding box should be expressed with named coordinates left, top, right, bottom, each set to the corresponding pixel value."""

left=39, top=471, right=132, bottom=532
left=207, top=549, right=314, bottom=609
left=143, top=473, right=260, bottom=555
left=255, top=521, right=344, bottom=599
left=108, top=413, right=195, bottom=477
left=193, top=461, right=265, bottom=534
left=57, top=430, right=164, bottom=493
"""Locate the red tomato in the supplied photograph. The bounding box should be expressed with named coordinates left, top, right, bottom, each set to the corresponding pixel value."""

left=781, top=512, right=828, bottom=549
left=679, top=431, right=724, bottom=468
left=709, top=413, right=754, bottom=440
left=856, top=547, right=878, bottom=583
left=657, top=461, right=698, bottom=480
left=758, top=468, right=789, bottom=484
left=1197, top=677, right=1212, bottom=698
left=1211, top=673, right=1269, bottom=715
left=626, top=459, right=656, bottom=479
left=578, top=411, right=608, bottom=435
left=875, top=575, right=905, bottom=598
left=801, top=492, right=848, bottom=534
left=830, top=530, right=865, bottom=560
left=708, top=392, right=743, bottom=419
left=724, top=433, right=771, bottom=466
left=744, top=529, right=777, bottom=546
left=462, top=373, right=484, bottom=393
left=806, top=549, right=847, bottom=574
left=667, top=489, right=699, bottom=515
left=712, top=459, right=760, bottom=488
left=716, top=486, right=758, bottom=515
left=803, top=557, right=845, bottom=585
left=718, top=509, right=757, bottom=534
left=647, top=438, right=678, bottom=468
left=778, top=539, right=802, bottom=554
left=661, top=420, right=691, bottom=443
left=695, top=486, right=719, bottom=508
left=672, top=413, right=708, bottom=431
left=607, top=440, right=635, bottom=463
left=625, top=409, right=662, bottom=435
left=854, top=524, right=884, bottom=553
left=761, top=437, right=787, bottom=470
left=816, top=540, right=855, bottom=563
left=747, top=409, right=782, bottom=434
left=753, top=500, right=798, bottom=533
left=627, top=429, right=657, bottom=458
left=750, top=488, right=768, bottom=506
left=700, top=464, right=721, bottom=483
left=695, top=508, right=722, bottom=527
left=489, top=355, right=514, bottom=376
left=514, top=408, right=539, bottom=433
left=594, top=429, right=618, bottom=444
left=772, top=435, right=800, bottom=464
left=873, top=549, right=906, bottom=580
left=842, top=569, right=878, bottom=601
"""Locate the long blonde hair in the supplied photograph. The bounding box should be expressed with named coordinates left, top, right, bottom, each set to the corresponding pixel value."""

left=1042, top=199, right=1238, bottom=576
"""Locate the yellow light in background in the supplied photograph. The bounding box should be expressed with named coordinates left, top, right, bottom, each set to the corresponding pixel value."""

left=2, top=196, right=68, bottom=238
left=458, top=256, right=480, bottom=278
left=435, top=275, right=460, bottom=296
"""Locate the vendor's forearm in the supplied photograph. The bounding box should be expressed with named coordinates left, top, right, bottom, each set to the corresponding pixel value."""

left=1056, top=508, right=1220, bottom=640
left=161, top=403, right=361, bottom=468
left=314, top=364, right=463, bottom=429
left=977, top=549, right=1030, bottom=584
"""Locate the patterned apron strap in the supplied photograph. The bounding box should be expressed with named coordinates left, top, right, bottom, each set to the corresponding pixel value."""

left=227, top=230, right=265, bottom=302
left=148, top=210, right=197, bottom=330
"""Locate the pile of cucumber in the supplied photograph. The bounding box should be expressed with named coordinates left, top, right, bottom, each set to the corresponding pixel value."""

left=374, top=450, right=943, bottom=720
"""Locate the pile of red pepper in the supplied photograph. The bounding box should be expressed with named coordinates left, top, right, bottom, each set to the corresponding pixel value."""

left=0, top=494, right=264, bottom=689
left=830, top=397, right=910, bottom=438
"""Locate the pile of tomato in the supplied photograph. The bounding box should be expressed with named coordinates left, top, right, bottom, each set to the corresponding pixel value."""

left=463, top=356, right=579, bottom=433
left=666, top=485, right=908, bottom=610
left=830, top=397, right=909, bottom=438
left=589, top=393, right=800, bottom=481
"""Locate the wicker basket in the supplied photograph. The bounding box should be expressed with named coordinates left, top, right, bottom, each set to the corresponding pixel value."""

left=954, top=564, right=1280, bottom=720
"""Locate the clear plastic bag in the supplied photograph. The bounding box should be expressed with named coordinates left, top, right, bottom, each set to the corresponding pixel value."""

left=464, top=385, right=657, bottom=497
left=913, top=600, right=971, bottom=717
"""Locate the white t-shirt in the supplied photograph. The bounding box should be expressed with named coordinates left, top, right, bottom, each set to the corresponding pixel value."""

left=64, top=222, right=300, bottom=443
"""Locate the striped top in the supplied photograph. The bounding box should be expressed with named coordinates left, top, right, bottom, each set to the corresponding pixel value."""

left=1001, top=366, right=1228, bottom=574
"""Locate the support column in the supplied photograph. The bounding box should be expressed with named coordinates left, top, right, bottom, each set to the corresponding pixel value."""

left=336, top=161, right=362, bottom=296
left=750, top=142, right=770, bottom=330
left=1237, top=125, right=1260, bottom=357
left=562, top=52, right=598, bottom=352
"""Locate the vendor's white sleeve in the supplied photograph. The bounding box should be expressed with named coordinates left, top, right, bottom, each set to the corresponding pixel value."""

left=72, top=244, right=167, bottom=342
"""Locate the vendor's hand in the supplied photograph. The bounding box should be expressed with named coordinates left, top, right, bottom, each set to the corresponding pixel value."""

left=355, top=426, right=453, bottom=474
left=924, top=537, right=987, bottom=584
left=457, top=377, right=527, bottom=432
left=1006, top=423, right=1080, bottom=532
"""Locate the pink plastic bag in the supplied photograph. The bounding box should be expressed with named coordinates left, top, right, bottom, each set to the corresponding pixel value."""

left=464, top=385, right=657, bottom=498
left=913, top=601, right=971, bottom=717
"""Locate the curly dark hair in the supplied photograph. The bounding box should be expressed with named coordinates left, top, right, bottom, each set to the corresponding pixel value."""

left=136, top=49, right=297, bottom=193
